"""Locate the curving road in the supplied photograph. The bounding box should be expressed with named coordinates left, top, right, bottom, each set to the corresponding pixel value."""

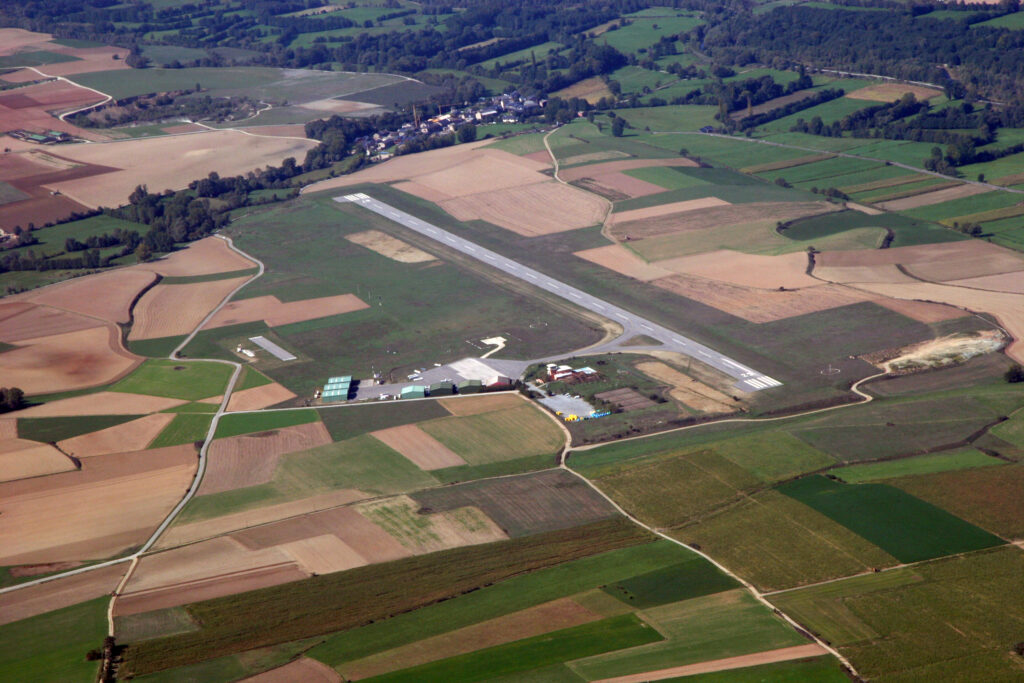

left=337, top=192, right=782, bottom=392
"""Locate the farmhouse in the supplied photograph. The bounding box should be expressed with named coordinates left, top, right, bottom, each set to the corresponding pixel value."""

left=545, top=363, right=600, bottom=383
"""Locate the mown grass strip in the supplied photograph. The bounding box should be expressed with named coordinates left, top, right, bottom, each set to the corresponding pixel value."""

left=213, top=409, right=319, bottom=439
left=368, top=614, right=662, bottom=683
left=149, top=413, right=213, bottom=448
left=111, top=359, right=233, bottom=401
left=122, top=519, right=654, bottom=676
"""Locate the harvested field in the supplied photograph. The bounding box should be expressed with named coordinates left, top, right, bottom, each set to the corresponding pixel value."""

left=557, top=158, right=698, bottom=183
left=814, top=263, right=918, bottom=285
left=654, top=275, right=870, bottom=323
left=339, top=598, right=601, bottom=680
left=231, top=506, right=410, bottom=564
left=303, top=140, right=493, bottom=194
left=876, top=183, right=989, bottom=211
left=0, top=419, right=16, bottom=438
left=241, top=657, right=341, bottom=683
left=0, top=150, right=113, bottom=230
left=611, top=201, right=836, bottom=240
left=135, top=236, right=255, bottom=277
left=391, top=180, right=453, bottom=203
left=559, top=150, right=631, bottom=166
left=0, top=437, right=75, bottom=482
left=0, top=28, right=53, bottom=54
left=847, top=202, right=884, bottom=215
left=0, top=80, right=110, bottom=142
left=572, top=171, right=665, bottom=199
left=199, top=421, right=333, bottom=495
left=871, top=297, right=966, bottom=323
left=357, top=496, right=507, bottom=554
left=116, top=537, right=305, bottom=617
left=594, top=388, right=656, bottom=412
left=439, top=393, right=524, bottom=416
left=575, top=244, right=673, bottom=281
left=57, top=413, right=176, bottom=458
left=20, top=268, right=157, bottom=323
left=634, top=361, right=736, bottom=413
left=653, top=250, right=821, bottom=290
left=948, top=271, right=1024, bottom=294
left=856, top=282, right=1024, bottom=362
left=0, top=445, right=196, bottom=565
left=816, top=240, right=1024, bottom=282
left=408, top=151, right=548, bottom=198
left=156, top=489, right=369, bottom=550
left=0, top=562, right=127, bottom=627
left=345, top=229, right=436, bottom=263
left=846, top=83, right=943, bottom=102
left=590, top=644, right=829, bottom=683
left=278, top=534, right=367, bottom=575
left=225, top=382, right=297, bottom=412
left=440, top=181, right=606, bottom=236
left=42, top=131, right=317, bottom=208
left=552, top=76, right=614, bottom=104
left=0, top=305, right=101, bottom=343
left=371, top=424, right=467, bottom=470
left=16, top=391, right=185, bottom=417
left=411, top=469, right=618, bottom=537
left=204, top=293, right=368, bottom=330
left=129, top=277, right=249, bottom=340
left=0, top=325, right=140, bottom=395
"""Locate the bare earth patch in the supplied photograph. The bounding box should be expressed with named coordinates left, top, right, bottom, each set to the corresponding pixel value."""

left=199, top=421, right=333, bottom=496
left=0, top=326, right=140, bottom=395
left=653, top=250, right=821, bottom=290
left=574, top=244, right=673, bottom=281
left=155, top=489, right=369, bottom=550
left=15, top=391, right=185, bottom=417
left=345, top=229, right=436, bottom=263
left=135, top=237, right=256, bottom=277
left=240, top=657, right=341, bottom=683
left=439, top=393, right=525, bottom=416
left=203, top=292, right=368, bottom=331
left=635, top=361, right=738, bottom=413
left=0, top=562, right=127, bottom=626
left=129, top=277, right=250, bottom=340
left=57, top=412, right=176, bottom=458
left=653, top=274, right=869, bottom=323
left=876, top=183, right=989, bottom=211
left=0, top=438, right=75, bottom=482
left=341, top=598, right=602, bottom=680
left=225, top=382, right=297, bottom=412
left=371, top=424, right=467, bottom=470
left=846, top=83, right=943, bottom=102
left=0, top=445, right=196, bottom=565
left=440, top=181, right=606, bottom=236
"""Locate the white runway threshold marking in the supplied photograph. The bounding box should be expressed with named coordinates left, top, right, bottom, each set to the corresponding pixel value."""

left=335, top=193, right=783, bottom=392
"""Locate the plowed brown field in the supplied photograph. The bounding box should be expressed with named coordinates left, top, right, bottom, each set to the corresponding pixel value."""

left=135, top=236, right=255, bottom=277
left=0, top=445, right=196, bottom=564
left=846, top=83, right=942, bottom=102
left=0, top=562, right=127, bottom=626
left=654, top=250, right=821, bottom=290
left=20, top=268, right=157, bottom=323
left=611, top=201, right=836, bottom=240
left=129, top=277, right=249, bottom=340
left=574, top=245, right=673, bottom=281
left=0, top=325, right=140, bottom=395
left=57, top=413, right=176, bottom=458
left=204, top=293, right=367, bottom=330
left=876, top=183, right=989, bottom=211
left=241, top=657, right=341, bottom=683
left=440, top=182, right=606, bottom=236
left=872, top=297, right=966, bottom=323
left=225, top=382, right=297, bottom=411
left=199, top=421, right=332, bottom=495
left=817, top=240, right=1024, bottom=282
left=371, top=424, right=466, bottom=470
left=0, top=438, right=75, bottom=482
left=439, top=393, right=525, bottom=416
left=15, top=391, right=185, bottom=417
left=0, top=305, right=101, bottom=343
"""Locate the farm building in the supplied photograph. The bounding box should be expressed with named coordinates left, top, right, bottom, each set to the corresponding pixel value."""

left=322, top=375, right=352, bottom=401
left=487, top=375, right=513, bottom=389
left=400, top=385, right=427, bottom=399
left=429, top=381, right=455, bottom=396
left=457, top=379, right=483, bottom=394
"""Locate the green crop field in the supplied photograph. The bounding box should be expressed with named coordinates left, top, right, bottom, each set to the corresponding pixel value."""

left=110, top=360, right=233, bottom=401
left=418, top=404, right=564, bottom=464
left=902, top=190, right=1022, bottom=223
left=213, top=409, right=319, bottom=439
left=0, top=597, right=106, bottom=683
left=831, top=448, right=1002, bottom=483
left=601, top=557, right=738, bottom=609
left=318, top=400, right=449, bottom=441
left=0, top=181, right=29, bottom=206
left=149, top=413, right=214, bottom=448
left=569, top=590, right=807, bottom=680
left=756, top=97, right=876, bottom=133
left=623, top=165, right=712, bottom=190
left=115, top=607, right=198, bottom=643
left=772, top=547, right=1024, bottom=680
left=372, top=614, right=662, bottom=682
left=614, top=105, right=719, bottom=132
left=757, top=156, right=884, bottom=185
left=777, top=475, right=1004, bottom=563
left=601, top=15, right=705, bottom=54
left=17, top=414, right=141, bottom=443
left=473, top=41, right=564, bottom=69
left=121, top=519, right=653, bottom=676
left=184, top=192, right=602, bottom=395
left=892, top=463, right=1024, bottom=538
left=0, top=50, right=78, bottom=68
left=679, top=656, right=850, bottom=682
left=782, top=210, right=964, bottom=247
left=673, top=490, right=898, bottom=591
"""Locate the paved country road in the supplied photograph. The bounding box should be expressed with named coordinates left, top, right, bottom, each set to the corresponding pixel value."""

left=337, top=193, right=781, bottom=392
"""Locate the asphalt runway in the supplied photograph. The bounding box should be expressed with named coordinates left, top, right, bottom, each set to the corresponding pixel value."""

left=337, top=193, right=781, bottom=392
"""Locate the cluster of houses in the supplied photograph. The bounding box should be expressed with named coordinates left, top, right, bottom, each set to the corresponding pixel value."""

left=545, top=363, right=600, bottom=384
left=360, top=92, right=544, bottom=156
